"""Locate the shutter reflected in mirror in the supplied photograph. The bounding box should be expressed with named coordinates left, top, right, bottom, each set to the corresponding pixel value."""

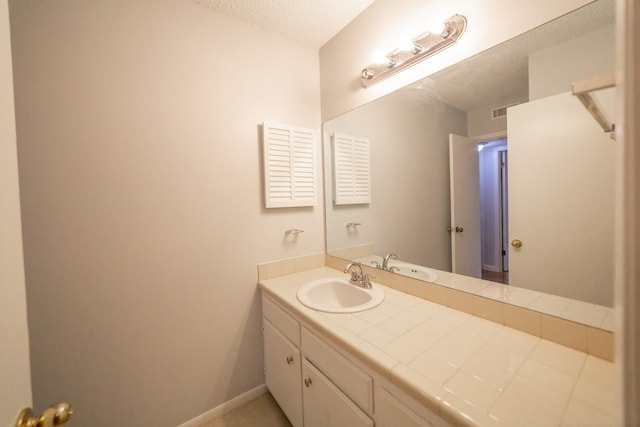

left=332, top=133, right=371, bottom=205
left=263, top=122, right=317, bottom=208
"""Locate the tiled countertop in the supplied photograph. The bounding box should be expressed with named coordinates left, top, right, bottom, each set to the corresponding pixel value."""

left=259, top=267, right=616, bottom=427
left=356, top=255, right=614, bottom=331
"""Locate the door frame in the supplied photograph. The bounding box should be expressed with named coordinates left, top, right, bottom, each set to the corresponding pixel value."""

left=478, top=137, right=508, bottom=274
left=499, top=149, right=509, bottom=273
left=616, top=0, right=639, bottom=424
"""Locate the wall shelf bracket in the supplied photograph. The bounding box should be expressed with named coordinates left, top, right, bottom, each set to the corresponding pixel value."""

left=572, top=72, right=616, bottom=140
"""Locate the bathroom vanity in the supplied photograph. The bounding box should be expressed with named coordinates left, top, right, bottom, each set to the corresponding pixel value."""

left=259, top=267, right=615, bottom=427
left=263, top=293, right=438, bottom=427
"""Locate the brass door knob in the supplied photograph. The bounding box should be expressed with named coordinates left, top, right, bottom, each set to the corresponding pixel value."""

left=15, top=402, right=73, bottom=427
left=511, top=239, right=523, bottom=248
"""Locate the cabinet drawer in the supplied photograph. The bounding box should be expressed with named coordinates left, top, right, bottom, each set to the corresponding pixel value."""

left=263, top=296, right=300, bottom=347
left=301, top=326, right=373, bottom=414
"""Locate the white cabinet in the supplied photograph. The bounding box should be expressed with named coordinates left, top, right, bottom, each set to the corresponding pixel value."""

left=302, top=359, right=373, bottom=427
left=262, top=294, right=445, bottom=427
left=263, top=319, right=303, bottom=427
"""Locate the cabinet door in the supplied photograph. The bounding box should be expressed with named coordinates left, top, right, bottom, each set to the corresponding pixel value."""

left=264, top=319, right=303, bottom=427
left=302, top=359, right=374, bottom=427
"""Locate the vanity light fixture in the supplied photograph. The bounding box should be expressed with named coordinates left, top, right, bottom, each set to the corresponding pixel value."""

left=361, top=14, right=467, bottom=87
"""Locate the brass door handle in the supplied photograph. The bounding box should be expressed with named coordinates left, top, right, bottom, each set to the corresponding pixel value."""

left=304, top=378, right=313, bottom=388
left=15, top=402, right=73, bottom=427
left=511, top=239, right=523, bottom=248
left=286, top=356, right=294, bottom=365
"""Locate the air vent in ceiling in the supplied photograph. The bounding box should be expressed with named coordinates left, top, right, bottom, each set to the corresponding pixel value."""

left=491, top=103, right=519, bottom=120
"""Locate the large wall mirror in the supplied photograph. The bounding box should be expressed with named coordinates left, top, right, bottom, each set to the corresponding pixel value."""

left=324, top=0, right=615, bottom=331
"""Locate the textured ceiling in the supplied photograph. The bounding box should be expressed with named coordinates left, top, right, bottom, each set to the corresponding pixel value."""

left=190, top=0, right=376, bottom=48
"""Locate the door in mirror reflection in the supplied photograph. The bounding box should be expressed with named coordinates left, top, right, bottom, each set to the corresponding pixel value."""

left=449, top=133, right=481, bottom=278
left=508, top=90, right=615, bottom=306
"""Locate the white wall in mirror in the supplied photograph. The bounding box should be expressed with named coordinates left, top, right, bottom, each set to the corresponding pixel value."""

left=529, top=25, right=615, bottom=100
left=324, top=89, right=467, bottom=270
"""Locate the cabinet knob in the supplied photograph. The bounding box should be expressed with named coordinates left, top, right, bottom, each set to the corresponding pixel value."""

left=286, top=356, right=294, bottom=365
left=304, top=378, right=312, bottom=388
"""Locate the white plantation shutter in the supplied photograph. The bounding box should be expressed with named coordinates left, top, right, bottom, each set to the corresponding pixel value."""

left=263, top=122, right=317, bottom=208
left=332, top=133, right=371, bottom=205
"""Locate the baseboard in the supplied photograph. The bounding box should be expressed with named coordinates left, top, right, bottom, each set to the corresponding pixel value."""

left=177, top=384, right=267, bottom=427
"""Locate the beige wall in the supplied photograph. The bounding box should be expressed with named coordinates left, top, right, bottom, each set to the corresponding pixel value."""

left=319, top=0, right=593, bottom=121
left=0, top=0, right=32, bottom=425
left=9, top=0, right=322, bottom=425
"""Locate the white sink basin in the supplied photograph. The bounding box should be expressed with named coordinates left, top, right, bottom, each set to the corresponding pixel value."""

left=297, top=277, right=384, bottom=313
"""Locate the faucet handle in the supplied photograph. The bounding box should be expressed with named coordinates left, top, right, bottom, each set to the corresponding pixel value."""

left=361, top=273, right=374, bottom=288
left=370, top=261, right=382, bottom=269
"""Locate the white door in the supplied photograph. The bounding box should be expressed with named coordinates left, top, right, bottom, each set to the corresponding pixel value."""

left=507, top=90, right=615, bottom=306
left=263, top=320, right=303, bottom=427
left=449, top=134, right=482, bottom=278
left=1, top=0, right=33, bottom=423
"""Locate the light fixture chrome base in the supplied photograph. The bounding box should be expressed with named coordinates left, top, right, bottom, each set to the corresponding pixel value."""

left=361, top=14, right=467, bottom=88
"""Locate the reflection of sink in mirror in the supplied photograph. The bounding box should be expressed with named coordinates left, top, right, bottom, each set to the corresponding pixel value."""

left=356, top=255, right=439, bottom=283
left=296, top=277, right=384, bottom=313
left=389, top=262, right=438, bottom=282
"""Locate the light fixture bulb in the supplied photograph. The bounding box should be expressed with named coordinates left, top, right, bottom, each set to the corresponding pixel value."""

left=360, top=14, right=466, bottom=88
left=397, top=38, right=415, bottom=52
left=426, top=19, right=446, bottom=35
left=371, top=51, right=389, bottom=65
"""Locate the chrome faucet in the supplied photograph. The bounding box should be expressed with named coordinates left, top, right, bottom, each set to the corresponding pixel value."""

left=382, top=253, right=398, bottom=271
left=343, top=262, right=373, bottom=288
left=344, top=262, right=363, bottom=283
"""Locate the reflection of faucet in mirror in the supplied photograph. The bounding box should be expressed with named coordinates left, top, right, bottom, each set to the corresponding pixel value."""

left=382, top=253, right=398, bottom=271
